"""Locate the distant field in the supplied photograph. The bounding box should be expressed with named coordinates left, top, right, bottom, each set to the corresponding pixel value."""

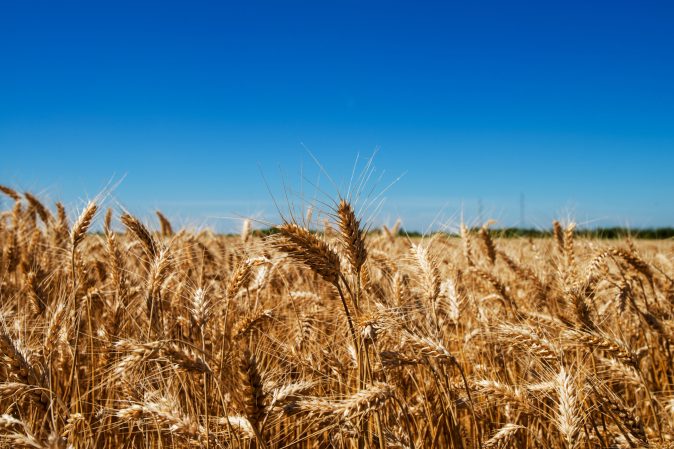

left=0, top=184, right=673, bottom=448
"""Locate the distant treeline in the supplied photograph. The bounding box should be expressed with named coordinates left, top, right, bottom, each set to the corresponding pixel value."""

left=251, top=227, right=674, bottom=239
left=400, top=227, right=674, bottom=239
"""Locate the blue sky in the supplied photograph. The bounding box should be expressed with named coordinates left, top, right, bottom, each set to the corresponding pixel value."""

left=1, top=1, right=673, bottom=231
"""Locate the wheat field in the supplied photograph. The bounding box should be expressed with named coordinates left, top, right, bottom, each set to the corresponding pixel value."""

left=0, top=184, right=673, bottom=448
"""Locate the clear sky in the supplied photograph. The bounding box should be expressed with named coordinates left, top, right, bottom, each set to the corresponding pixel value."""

left=2, top=1, right=673, bottom=232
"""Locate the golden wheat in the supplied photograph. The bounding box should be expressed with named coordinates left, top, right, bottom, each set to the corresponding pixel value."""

left=0, top=189, right=671, bottom=448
